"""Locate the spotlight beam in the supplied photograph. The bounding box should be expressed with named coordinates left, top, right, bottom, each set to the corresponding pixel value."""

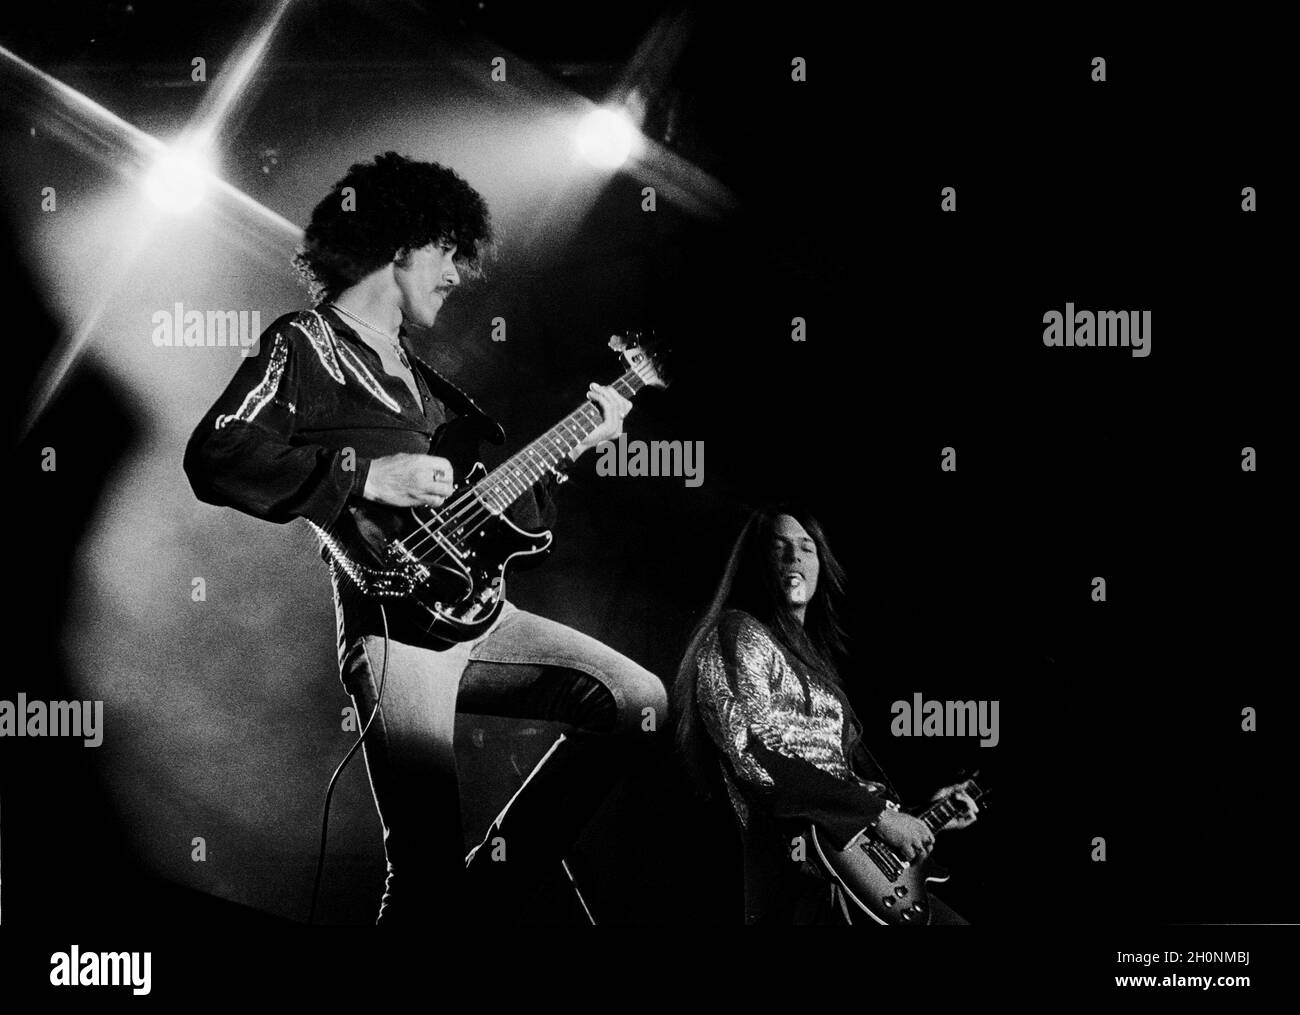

left=3, top=42, right=301, bottom=236
left=6, top=0, right=736, bottom=440
left=1, top=41, right=302, bottom=444
left=189, top=0, right=295, bottom=146
left=576, top=107, right=639, bottom=169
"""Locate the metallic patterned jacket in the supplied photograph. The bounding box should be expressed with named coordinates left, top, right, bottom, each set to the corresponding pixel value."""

left=695, top=609, right=898, bottom=852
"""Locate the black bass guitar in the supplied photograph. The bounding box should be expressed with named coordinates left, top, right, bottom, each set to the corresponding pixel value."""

left=808, top=780, right=986, bottom=925
left=311, top=333, right=668, bottom=644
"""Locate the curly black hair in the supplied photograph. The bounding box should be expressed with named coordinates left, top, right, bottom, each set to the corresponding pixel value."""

left=291, top=151, right=493, bottom=302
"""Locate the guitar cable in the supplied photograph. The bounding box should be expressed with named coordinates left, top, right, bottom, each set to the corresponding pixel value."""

left=307, top=603, right=391, bottom=925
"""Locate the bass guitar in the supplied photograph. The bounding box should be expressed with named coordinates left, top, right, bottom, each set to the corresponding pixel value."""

left=312, top=333, right=668, bottom=643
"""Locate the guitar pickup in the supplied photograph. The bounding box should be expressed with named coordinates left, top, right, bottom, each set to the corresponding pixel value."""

left=390, top=539, right=457, bottom=571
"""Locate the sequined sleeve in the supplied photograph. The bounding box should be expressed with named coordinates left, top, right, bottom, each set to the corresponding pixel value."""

left=695, top=612, right=845, bottom=784
left=694, top=610, right=891, bottom=850
left=183, top=313, right=370, bottom=528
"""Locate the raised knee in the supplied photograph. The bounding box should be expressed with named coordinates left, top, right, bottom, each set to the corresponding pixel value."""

left=614, top=667, right=668, bottom=738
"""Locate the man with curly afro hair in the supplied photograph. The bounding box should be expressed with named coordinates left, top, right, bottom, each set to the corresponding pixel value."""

left=184, top=152, right=667, bottom=926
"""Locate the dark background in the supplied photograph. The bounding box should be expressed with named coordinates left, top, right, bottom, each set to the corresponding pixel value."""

left=0, top=0, right=1291, bottom=999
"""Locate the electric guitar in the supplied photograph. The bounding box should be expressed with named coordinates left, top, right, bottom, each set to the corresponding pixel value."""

left=311, top=333, right=669, bottom=644
left=808, top=780, right=986, bottom=926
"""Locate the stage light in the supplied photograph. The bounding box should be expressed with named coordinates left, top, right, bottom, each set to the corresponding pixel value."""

left=142, top=142, right=213, bottom=214
left=575, top=107, right=638, bottom=170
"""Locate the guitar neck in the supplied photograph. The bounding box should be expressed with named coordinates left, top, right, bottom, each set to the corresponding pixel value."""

left=475, top=367, right=646, bottom=514
left=917, top=782, right=984, bottom=834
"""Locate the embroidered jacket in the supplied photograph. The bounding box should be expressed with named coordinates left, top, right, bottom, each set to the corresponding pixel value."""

left=695, top=609, right=899, bottom=853
left=183, top=305, right=547, bottom=533
left=183, top=300, right=567, bottom=607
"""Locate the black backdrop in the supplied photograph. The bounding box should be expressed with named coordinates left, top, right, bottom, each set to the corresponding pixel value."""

left=0, top=2, right=1292, bottom=1001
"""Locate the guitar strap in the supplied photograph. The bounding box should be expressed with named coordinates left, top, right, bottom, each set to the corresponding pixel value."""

left=408, top=351, right=507, bottom=446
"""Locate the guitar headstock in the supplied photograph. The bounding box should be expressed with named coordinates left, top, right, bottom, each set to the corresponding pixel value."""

left=609, top=330, right=670, bottom=390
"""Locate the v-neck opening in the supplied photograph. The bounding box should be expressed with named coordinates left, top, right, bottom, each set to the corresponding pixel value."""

left=321, top=305, right=429, bottom=422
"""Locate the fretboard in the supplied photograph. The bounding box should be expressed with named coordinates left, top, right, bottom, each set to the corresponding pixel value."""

left=475, top=368, right=646, bottom=513
left=918, top=783, right=984, bottom=834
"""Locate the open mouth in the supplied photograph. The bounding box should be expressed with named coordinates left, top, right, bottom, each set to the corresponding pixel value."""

left=783, top=571, right=808, bottom=603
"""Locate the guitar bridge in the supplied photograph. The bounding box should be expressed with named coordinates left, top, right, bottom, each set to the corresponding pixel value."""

left=388, top=540, right=432, bottom=581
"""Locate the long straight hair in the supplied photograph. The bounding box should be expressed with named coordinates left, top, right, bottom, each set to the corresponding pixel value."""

left=672, top=505, right=849, bottom=797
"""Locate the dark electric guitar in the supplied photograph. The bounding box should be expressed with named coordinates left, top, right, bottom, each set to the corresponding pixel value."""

left=312, top=333, right=668, bottom=644
left=809, top=780, right=986, bottom=926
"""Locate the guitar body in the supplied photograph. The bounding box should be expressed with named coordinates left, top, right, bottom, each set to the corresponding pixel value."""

left=809, top=824, right=948, bottom=925
left=312, top=332, right=669, bottom=645
left=323, top=461, right=553, bottom=644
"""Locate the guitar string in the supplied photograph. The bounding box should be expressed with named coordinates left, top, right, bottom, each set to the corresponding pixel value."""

left=320, top=294, right=645, bottom=563
left=870, top=792, right=979, bottom=877
left=394, top=391, right=635, bottom=571
left=394, top=370, right=642, bottom=561
left=400, top=394, right=611, bottom=555
left=390, top=368, right=647, bottom=565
